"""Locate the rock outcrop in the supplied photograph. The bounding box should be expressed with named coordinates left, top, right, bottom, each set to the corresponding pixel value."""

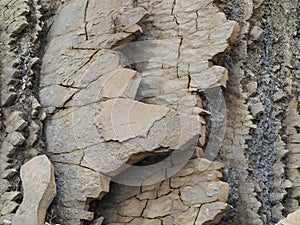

left=36, top=0, right=238, bottom=224
left=1, top=0, right=299, bottom=225
left=97, top=158, right=230, bottom=225
left=12, top=155, right=56, bottom=225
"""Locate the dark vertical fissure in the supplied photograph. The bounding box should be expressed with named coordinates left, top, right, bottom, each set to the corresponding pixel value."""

left=248, top=3, right=277, bottom=224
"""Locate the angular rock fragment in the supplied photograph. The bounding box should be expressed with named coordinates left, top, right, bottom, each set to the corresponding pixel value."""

left=36, top=0, right=239, bottom=223
left=180, top=181, right=229, bottom=206
left=195, top=202, right=231, bottom=225
left=276, top=209, right=300, bottom=225
left=12, top=155, right=56, bottom=225
left=5, top=112, right=27, bottom=133
left=95, top=98, right=170, bottom=142
left=90, top=217, right=104, bottom=225
left=250, top=26, right=264, bottom=41
left=189, top=66, right=228, bottom=91
left=99, top=158, right=230, bottom=224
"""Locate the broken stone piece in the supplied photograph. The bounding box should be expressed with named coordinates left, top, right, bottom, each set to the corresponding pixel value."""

left=276, top=209, right=300, bottom=225
left=7, top=132, right=25, bottom=147
left=12, top=155, right=56, bottom=225
left=250, top=26, right=264, bottom=41
left=1, top=201, right=19, bottom=216
left=5, top=111, right=27, bottom=133
left=0, top=192, right=21, bottom=202
left=246, top=81, right=258, bottom=96
left=1, top=141, right=17, bottom=158
left=180, top=181, right=229, bottom=206
left=96, top=98, right=170, bottom=142
left=112, top=7, right=148, bottom=32
left=195, top=202, right=231, bottom=225
left=250, top=103, right=264, bottom=117
left=1, top=91, right=17, bottom=107
left=190, top=66, right=228, bottom=91
left=101, top=68, right=141, bottom=99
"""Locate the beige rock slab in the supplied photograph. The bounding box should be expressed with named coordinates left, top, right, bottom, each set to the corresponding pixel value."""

left=142, top=194, right=173, bottom=218
left=180, top=181, right=229, bottom=206
left=190, top=66, right=228, bottom=91
left=276, top=209, right=300, bottom=225
left=12, top=155, right=56, bottom=225
left=96, top=98, right=170, bottom=142
left=195, top=202, right=231, bottom=225
left=101, top=68, right=141, bottom=99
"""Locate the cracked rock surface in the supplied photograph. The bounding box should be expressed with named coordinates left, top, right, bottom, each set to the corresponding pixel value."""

left=96, top=158, right=230, bottom=225
left=33, top=0, right=237, bottom=224
left=1, top=0, right=299, bottom=225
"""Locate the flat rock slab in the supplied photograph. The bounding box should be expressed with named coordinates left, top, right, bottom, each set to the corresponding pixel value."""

left=12, top=155, right=56, bottom=225
left=96, top=98, right=170, bottom=142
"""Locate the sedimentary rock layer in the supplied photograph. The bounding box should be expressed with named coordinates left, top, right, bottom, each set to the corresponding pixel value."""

left=1, top=0, right=299, bottom=225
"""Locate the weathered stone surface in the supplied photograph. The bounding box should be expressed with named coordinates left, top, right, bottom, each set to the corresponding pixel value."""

left=195, top=202, right=231, bottom=225
left=0, top=0, right=237, bottom=224
left=0, top=192, right=21, bottom=202
left=143, top=194, right=173, bottom=218
left=7, top=132, right=25, bottom=147
left=276, top=209, right=300, bottom=225
left=190, top=66, right=229, bottom=91
left=180, top=182, right=230, bottom=206
left=1, top=202, right=19, bottom=216
left=98, top=158, right=230, bottom=224
left=250, top=103, right=264, bottom=117
left=1, top=0, right=299, bottom=224
left=96, top=98, right=170, bottom=142
left=12, top=155, right=56, bottom=225
left=5, top=112, right=27, bottom=133
left=250, top=26, right=264, bottom=41
left=119, top=198, right=147, bottom=217
left=52, top=163, right=110, bottom=221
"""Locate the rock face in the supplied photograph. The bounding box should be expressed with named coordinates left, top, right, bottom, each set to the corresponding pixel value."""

left=97, top=158, right=231, bottom=225
left=1, top=0, right=299, bottom=225
left=35, top=0, right=238, bottom=224
left=12, top=155, right=56, bottom=225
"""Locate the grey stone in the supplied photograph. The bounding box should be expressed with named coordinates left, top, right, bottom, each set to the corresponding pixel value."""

left=7, top=132, right=25, bottom=147
left=36, top=0, right=239, bottom=223
left=250, top=103, right=264, bottom=117
left=277, top=209, right=300, bottom=225
left=1, top=141, right=16, bottom=158
left=5, top=111, right=27, bottom=133
left=1, top=201, right=19, bottom=216
left=195, top=202, right=231, bottom=225
left=1, top=169, right=17, bottom=179
left=1, top=91, right=17, bottom=107
left=0, top=192, right=21, bottom=202
left=250, top=26, right=264, bottom=41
